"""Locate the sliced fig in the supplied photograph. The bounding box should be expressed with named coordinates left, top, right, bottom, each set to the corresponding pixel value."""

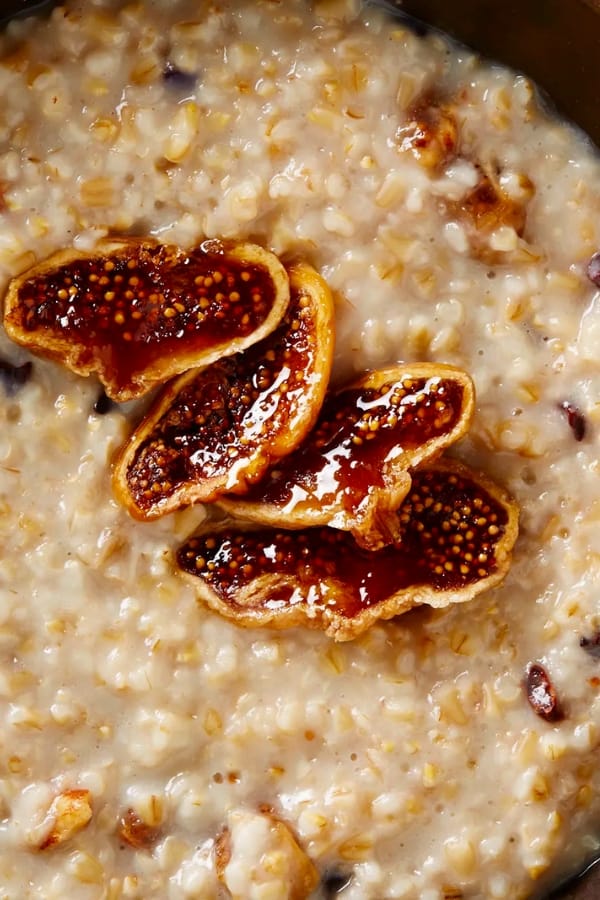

left=112, top=264, right=334, bottom=520
left=219, top=364, right=475, bottom=549
left=3, top=237, right=290, bottom=401
left=177, top=459, right=519, bottom=642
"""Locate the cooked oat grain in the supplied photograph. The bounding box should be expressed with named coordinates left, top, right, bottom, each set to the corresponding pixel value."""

left=0, top=1, right=599, bottom=898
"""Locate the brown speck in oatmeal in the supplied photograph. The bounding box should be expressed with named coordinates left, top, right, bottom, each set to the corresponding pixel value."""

left=586, top=250, right=600, bottom=286
left=0, top=357, right=33, bottom=395
left=118, top=808, right=161, bottom=851
left=580, top=632, right=600, bottom=659
left=560, top=401, right=586, bottom=442
left=524, top=663, right=564, bottom=722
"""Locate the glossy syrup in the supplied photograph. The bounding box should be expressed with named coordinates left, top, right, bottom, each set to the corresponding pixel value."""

left=126, top=283, right=316, bottom=509
left=242, top=375, right=465, bottom=516
left=178, top=466, right=510, bottom=620
left=12, top=243, right=276, bottom=392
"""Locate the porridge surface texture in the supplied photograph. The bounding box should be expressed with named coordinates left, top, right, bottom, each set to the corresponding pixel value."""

left=0, top=1, right=599, bottom=898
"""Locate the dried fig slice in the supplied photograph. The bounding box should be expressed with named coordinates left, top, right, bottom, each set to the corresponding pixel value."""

left=112, top=263, right=334, bottom=519
left=177, top=459, right=519, bottom=642
left=219, top=364, right=475, bottom=549
left=3, top=237, right=290, bottom=401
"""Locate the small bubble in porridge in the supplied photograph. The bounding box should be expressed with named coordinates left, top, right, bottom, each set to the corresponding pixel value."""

left=0, top=1, right=598, bottom=899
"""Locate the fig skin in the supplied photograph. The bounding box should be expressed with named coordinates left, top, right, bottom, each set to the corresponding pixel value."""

left=178, top=459, right=519, bottom=642
left=3, top=237, right=290, bottom=401
left=112, top=263, right=335, bottom=519
left=220, top=363, right=475, bottom=550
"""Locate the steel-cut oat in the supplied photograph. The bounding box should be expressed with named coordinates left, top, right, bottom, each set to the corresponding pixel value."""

left=0, top=1, right=599, bottom=898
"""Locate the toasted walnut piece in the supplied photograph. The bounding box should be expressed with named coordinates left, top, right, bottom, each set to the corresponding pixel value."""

left=216, top=809, right=319, bottom=900
left=178, top=459, right=519, bottom=642
left=455, top=171, right=529, bottom=235
left=117, top=808, right=161, bottom=851
left=219, top=364, right=475, bottom=550
left=396, top=96, right=459, bottom=170
left=3, top=237, right=290, bottom=401
left=37, top=789, right=93, bottom=850
left=112, top=263, right=334, bottom=519
left=446, top=168, right=534, bottom=263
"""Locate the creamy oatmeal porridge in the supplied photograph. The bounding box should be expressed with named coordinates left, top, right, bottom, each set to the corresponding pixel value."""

left=0, top=0, right=599, bottom=898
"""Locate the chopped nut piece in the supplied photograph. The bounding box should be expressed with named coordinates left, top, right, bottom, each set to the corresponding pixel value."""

left=446, top=168, right=534, bottom=263
left=37, top=789, right=93, bottom=850
left=3, top=237, right=290, bottom=401
left=216, top=809, right=319, bottom=900
left=118, top=808, right=161, bottom=851
left=396, top=96, right=458, bottom=170
left=456, top=172, right=528, bottom=236
left=178, top=460, right=519, bottom=641
left=112, top=263, right=334, bottom=518
left=524, top=663, right=564, bottom=722
left=220, top=364, right=475, bottom=550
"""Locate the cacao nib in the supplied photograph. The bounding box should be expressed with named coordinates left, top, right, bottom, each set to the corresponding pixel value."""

left=162, top=62, right=197, bottom=91
left=322, top=871, right=352, bottom=895
left=524, top=663, right=564, bottom=722
left=559, top=401, right=586, bottom=442
left=93, top=390, right=118, bottom=415
left=0, top=357, right=32, bottom=395
left=587, top=251, right=600, bottom=287
left=580, top=632, right=600, bottom=660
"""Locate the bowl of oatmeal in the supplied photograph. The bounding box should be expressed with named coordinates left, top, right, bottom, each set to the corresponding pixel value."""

left=0, top=1, right=599, bottom=899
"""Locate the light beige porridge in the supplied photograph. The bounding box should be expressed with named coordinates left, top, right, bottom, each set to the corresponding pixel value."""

left=0, top=0, right=599, bottom=898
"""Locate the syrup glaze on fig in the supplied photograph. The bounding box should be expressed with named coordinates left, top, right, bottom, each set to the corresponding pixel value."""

left=178, top=461, right=519, bottom=641
left=4, top=238, right=289, bottom=401
left=113, top=264, right=334, bottom=519
left=221, top=364, right=474, bottom=547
